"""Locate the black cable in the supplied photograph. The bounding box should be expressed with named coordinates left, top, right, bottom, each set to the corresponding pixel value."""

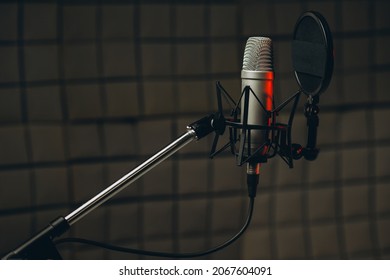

left=54, top=197, right=255, bottom=258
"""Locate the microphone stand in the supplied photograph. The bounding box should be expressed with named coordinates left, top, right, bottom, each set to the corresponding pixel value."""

left=2, top=115, right=217, bottom=260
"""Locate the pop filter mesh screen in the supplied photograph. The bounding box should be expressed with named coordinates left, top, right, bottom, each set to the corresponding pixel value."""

left=292, top=14, right=328, bottom=95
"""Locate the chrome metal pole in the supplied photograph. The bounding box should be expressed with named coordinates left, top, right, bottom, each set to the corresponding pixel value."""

left=65, top=129, right=197, bottom=226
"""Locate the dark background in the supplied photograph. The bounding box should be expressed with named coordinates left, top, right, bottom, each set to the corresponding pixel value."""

left=0, top=0, right=389, bottom=259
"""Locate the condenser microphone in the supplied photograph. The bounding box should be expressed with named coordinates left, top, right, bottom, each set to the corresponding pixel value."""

left=240, top=37, right=274, bottom=193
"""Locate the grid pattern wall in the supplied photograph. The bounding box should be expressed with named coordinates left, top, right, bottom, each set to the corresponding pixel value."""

left=0, top=0, right=389, bottom=260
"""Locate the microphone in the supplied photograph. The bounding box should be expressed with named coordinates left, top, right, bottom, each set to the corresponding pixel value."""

left=240, top=37, right=274, bottom=195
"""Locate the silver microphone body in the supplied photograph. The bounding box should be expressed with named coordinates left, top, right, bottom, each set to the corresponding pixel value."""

left=240, top=37, right=274, bottom=176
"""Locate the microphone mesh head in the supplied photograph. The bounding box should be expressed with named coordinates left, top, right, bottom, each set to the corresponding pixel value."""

left=242, top=37, right=273, bottom=71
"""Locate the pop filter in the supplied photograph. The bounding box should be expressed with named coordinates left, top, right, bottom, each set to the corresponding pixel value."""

left=292, top=11, right=333, bottom=96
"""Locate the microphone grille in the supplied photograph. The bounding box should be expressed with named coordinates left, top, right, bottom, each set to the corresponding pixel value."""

left=242, top=37, right=273, bottom=71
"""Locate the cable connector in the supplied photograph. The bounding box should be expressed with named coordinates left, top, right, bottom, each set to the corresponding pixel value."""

left=246, top=163, right=259, bottom=198
left=247, top=174, right=259, bottom=198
